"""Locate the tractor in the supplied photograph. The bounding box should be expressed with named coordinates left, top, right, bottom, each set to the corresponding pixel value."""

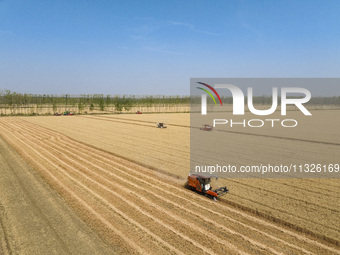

left=136, top=111, right=142, bottom=114
left=187, top=174, right=228, bottom=201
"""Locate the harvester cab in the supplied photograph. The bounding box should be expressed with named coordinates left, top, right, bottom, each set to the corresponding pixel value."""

left=187, top=174, right=228, bottom=201
left=156, top=123, right=167, bottom=128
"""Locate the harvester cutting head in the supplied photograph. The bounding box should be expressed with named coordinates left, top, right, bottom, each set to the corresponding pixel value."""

left=187, top=173, right=228, bottom=201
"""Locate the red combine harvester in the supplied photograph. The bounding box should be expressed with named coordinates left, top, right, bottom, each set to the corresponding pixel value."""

left=200, top=124, right=213, bottom=131
left=187, top=174, right=228, bottom=201
left=136, top=111, right=142, bottom=114
left=63, top=110, right=74, bottom=115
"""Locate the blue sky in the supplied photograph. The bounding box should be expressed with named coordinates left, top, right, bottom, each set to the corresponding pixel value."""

left=0, top=0, right=339, bottom=95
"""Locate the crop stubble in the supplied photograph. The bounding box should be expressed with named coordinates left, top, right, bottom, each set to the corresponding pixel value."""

left=1, top=115, right=336, bottom=254
left=21, top=113, right=340, bottom=243
left=0, top=117, right=339, bottom=254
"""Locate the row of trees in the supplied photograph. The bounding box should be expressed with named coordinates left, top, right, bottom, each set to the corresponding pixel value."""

left=1, top=90, right=339, bottom=115
left=0, top=90, right=190, bottom=115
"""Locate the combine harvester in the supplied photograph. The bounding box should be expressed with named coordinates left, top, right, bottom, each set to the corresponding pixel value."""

left=187, top=174, right=228, bottom=201
left=63, top=110, right=74, bottom=116
left=156, top=123, right=167, bottom=128
left=200, top=124, right=213, bottom=131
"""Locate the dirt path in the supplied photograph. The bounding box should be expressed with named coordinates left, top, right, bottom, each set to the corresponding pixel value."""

left=0, top=135, right=116, bottom=254
left=0, top=117, right=339, bottom=254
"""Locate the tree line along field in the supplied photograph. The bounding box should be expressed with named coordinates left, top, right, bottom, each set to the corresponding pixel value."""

left=1, top=90, right=339, bottom=115
left=0, top=91, right=190, bottom=115
left=13, top=111, right=340, bottom=248
left=0, top=116, right=339, bottom=254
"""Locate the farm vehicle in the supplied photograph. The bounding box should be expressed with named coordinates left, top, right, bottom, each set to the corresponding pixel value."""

left=63, top=111, right=74, bottom=115
left=156, top=123, right=167, bottom=128
left=187, top=174, right=228, bottom=201
left=200, top=124, right=213, bottom=131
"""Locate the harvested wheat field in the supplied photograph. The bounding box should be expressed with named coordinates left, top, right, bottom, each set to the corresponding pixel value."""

left=0, top=113, right=339, bottom=254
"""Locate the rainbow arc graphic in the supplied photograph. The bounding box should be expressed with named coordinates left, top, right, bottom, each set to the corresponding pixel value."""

left=196, top=82, right=223, bottom=106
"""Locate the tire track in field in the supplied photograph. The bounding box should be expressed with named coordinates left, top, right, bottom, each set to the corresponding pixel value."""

left=3, top=119, right=338, bottom=255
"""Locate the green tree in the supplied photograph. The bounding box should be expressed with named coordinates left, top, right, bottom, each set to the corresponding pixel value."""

left=99, top=97, right=105, bottom=111
left=78, top=103, right=84, bottom=113
left=90, top=103, right=94, bottom=111
left=114, top=96, right=123, bottom=112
